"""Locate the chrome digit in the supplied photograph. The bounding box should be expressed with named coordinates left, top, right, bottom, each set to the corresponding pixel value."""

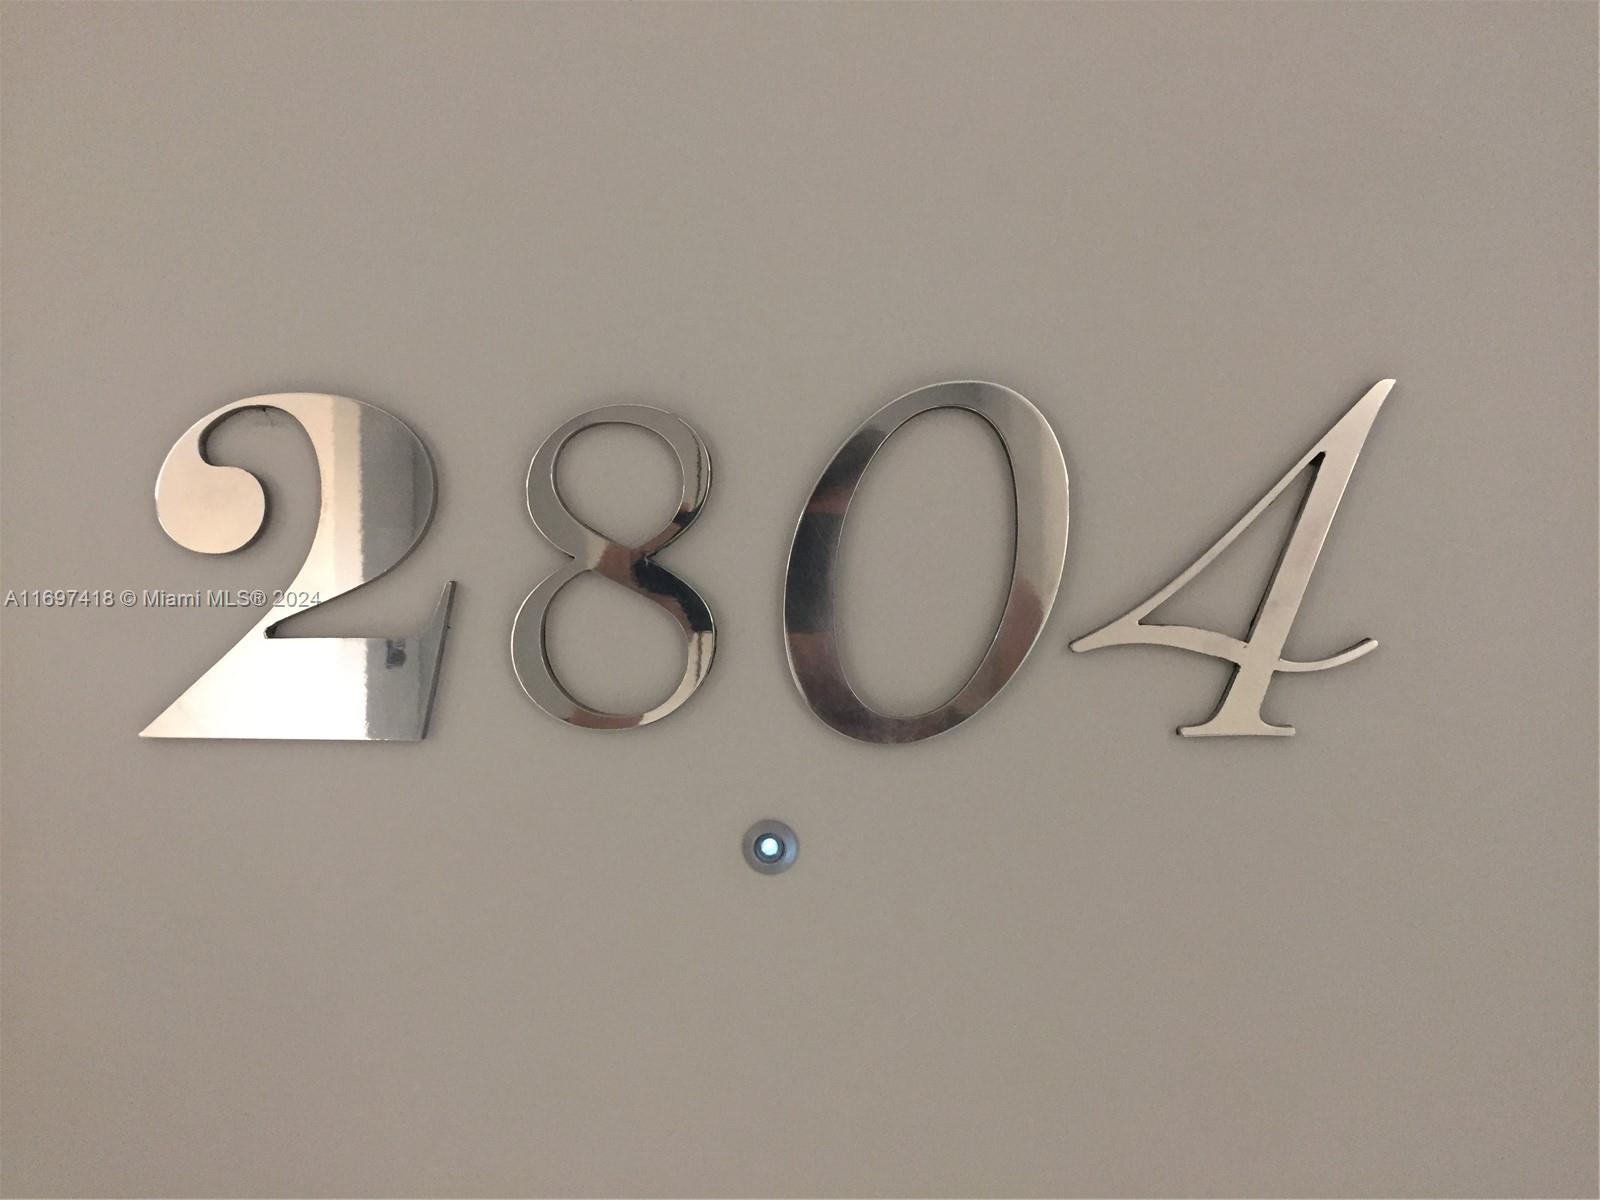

left=783, top=380, right=1069, bottom=744
left=511, top=405, right=715, bottom=729
left=1070, top=379, right=1395, bottom=736
left=141, top=393, right=455, bottom=741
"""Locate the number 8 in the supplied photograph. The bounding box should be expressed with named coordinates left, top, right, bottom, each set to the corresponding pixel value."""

left=511, top=405, right=716, bottom=729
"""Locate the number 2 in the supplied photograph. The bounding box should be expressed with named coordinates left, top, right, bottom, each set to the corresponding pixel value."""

left=140, top=393, right=455, bottom=741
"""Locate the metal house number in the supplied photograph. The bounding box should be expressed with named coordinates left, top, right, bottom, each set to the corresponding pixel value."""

left=140, top=378, right=1394, bottom=744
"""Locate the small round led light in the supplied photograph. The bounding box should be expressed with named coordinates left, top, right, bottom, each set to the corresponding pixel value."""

left=743, top=820, right=798, bottom=874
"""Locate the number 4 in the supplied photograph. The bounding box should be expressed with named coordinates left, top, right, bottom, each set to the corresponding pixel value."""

left=1070, top=380, right=1394, bottom=736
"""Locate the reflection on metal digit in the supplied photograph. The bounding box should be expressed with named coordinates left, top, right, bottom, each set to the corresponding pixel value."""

left=510, top=405, right=716, bottom=729
left=783, top=380, right=1069, bottom=744
left=1070, top=379, right=1394, bottom=736
left=141, top=393, right=455, bottom=741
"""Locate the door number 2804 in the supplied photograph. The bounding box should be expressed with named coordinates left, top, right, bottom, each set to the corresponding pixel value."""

left=139, top=378, right=1394, bottom=744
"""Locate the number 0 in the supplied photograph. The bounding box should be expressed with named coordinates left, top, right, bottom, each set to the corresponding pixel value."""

left=783, top=381, right=1069, bottom=744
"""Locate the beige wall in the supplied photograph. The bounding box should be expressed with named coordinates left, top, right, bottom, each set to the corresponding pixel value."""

left=2, top=3, right=1595, bottom=1195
